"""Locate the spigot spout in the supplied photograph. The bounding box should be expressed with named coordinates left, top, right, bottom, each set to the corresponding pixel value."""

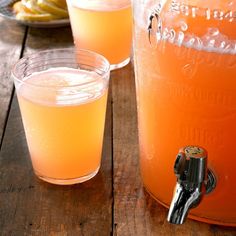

left=167, top=146, right=216, bottom=224
left=167, top=183, right=202, bottom=224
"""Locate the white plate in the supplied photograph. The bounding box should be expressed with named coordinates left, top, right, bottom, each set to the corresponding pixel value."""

left=0, top=0, right=70, bottom=28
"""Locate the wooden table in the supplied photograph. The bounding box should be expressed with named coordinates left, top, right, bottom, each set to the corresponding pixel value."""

left=0, top=17, right=236, bottom=236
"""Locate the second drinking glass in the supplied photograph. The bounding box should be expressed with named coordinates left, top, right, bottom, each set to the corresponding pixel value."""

left=67, top=0, right=132, bottom=70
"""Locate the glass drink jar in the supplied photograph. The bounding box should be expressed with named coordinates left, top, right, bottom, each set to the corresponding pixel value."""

left=132, top=0, right=236, bottom=226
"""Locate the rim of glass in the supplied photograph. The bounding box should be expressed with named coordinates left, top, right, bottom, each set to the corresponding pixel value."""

left=12, top=48, right=110, bottom=89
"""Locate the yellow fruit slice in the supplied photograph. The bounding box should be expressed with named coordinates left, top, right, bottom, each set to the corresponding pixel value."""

left=37, top=0, right=68, bottom=18
left=50, top=0, right=67, bottom=10
left=13, top=1, right=34, bottom=14
left=22, top=0, right=47, bottom=14
left=16, top=12, right=59, bottom=21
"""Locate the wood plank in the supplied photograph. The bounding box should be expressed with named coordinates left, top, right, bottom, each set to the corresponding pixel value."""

left=25, top=26, right=73, bottom=53
left=0, top=26, right=112, bottom=235
left=0, top=17, right=26, bottom=145
left=112, top=62, right=236, bottom=235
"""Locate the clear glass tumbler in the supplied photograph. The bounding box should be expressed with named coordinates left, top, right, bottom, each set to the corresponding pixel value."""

left=12, top=48, right=110, bottom=185
left=67, top=0, right=132, bottom=70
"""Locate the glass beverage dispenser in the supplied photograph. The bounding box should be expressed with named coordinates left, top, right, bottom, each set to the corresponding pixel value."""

left=132, top=0, right=236, bottom=226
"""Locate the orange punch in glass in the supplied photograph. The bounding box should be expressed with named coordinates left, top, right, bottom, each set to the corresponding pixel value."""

left=12, top=49, right=110, bottom=185
left=67, top=0, right=132, bottom=70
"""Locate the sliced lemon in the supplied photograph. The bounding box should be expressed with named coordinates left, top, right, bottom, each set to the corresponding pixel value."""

left=13, top=1, right=34, bottom=14
left=50, top=0, right=67, bottom=10
left=37, top=0, right=68, bottom=18
left=16, top=12, right=59, bottom=21
left=22, top=0, right=46, bottom=14
left=12, top=1, right=20, bottom=13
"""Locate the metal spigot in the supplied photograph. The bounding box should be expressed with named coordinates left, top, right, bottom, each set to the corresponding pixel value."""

left=167, top=146, right=216, bottom=224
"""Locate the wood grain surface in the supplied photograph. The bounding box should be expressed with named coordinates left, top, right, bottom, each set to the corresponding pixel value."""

left=25, top=26, right=73, bottom=53
left=0, top=17, right=236, bottom=236
left=0, top=17, right=26, bottom=145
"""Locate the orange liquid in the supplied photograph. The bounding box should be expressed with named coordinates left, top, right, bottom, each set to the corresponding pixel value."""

left=17, top=68, right=108, bottom=182
left=67, top=1, right=132, bottom=65
left=134, top=2, right=236, bottom=225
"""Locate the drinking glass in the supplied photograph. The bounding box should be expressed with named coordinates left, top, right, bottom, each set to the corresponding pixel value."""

left=12, top=48, right=110, bottom=185
left=67, top=0, right=132, bottom=70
